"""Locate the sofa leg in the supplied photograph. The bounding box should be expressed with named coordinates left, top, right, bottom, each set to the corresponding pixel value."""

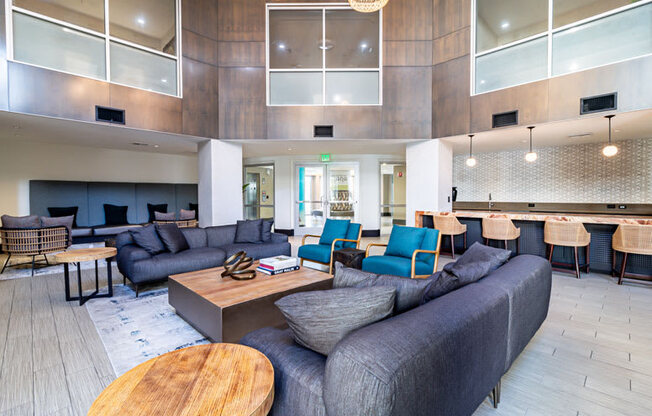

left=135, top=284, right=140, bottom=298
left=492, top=379, right=501, bottom=408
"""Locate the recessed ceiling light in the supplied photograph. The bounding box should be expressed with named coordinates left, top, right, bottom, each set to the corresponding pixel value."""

left=500, top=21, right=510, bottom=30
left=161, top=78, right=168, bottom=83
left=287, top=148, right=293, bottom=151
left=153, top=144, right=160, bottom=148
left=360, top=42, right=368, bottom=49
left=480, top=80, right=486, bottom=85
left=136, top=17, right=146, bottom=25
left=278, top=43, right=286, bottom=50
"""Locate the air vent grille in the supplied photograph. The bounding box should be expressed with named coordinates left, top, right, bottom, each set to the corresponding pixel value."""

left=314, top=125, right=333, bottom=138
left=96, top=106, right=125, bottom=124
left=580, top=93, right=617, bottom=115
left=492, top=111, right=518, bottom=128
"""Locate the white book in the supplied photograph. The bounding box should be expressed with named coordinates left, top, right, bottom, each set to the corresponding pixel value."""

left=259, top=255, right=297, bottom=270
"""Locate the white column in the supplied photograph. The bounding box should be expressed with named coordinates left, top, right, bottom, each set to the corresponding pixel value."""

left=358, top=155, right=380, bottom=233
left=405, top=139, right=453, bottom=226
left=198, top=140, right=243, bottom=227
left=273, top=157, right=294, bottom=231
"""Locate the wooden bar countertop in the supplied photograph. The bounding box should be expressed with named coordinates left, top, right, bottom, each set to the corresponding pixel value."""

left=415, top=210, right=652, bottom=226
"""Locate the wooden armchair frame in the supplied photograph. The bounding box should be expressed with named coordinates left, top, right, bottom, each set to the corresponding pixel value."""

left=365, top=233, right=441, bottom=279
left=299, top=226, right=363, bottom=274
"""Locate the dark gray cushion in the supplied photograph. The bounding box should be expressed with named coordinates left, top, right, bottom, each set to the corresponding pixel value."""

left=156, top=223, right=189, bottom=253
left=1, top=215, right=41, bottom=229
left=179, top=209, right=195, bottom=220
left=40, top=215, right=74, bottom=246
left=180, top=227, right=208, bottom=248
left=130, top=225, right=166, bottom=255
left=104, top=204, right=128, bottom=225
left=423, top=243, right=511, bottom=303
left=154, top=211, right=175, bottom=221
left=127, top=247, right=226, bottom=284
left=234, top=219, right=263, bottom=243
left=47, top=206, right=79, bottom=228
left=147, top=203, right=167, bottom=223
left=276, top=287, right=396, bottom=356
left=445, top=242, right=511, bottom=283
left=334, top=263, right=431, bottom=314
left=206, top=225, right=236, bottom=247
left=262, top=218, right=274, bottom=242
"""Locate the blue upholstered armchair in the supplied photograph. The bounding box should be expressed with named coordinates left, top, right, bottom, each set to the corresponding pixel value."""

left=298, top=219, right=362, bottom=274
left=363, top=226, right=441, bottom=278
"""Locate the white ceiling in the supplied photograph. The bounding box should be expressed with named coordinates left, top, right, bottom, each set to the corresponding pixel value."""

left=0, top=111, right=202, bottom=155
left=442, top=109, right=652, bottom=155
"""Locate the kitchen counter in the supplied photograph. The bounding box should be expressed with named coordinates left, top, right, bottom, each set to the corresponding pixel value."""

left=415, top=211, right=652, bottom=227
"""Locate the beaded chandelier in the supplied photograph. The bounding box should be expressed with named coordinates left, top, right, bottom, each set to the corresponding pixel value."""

left=348, top=0, right=389, bottom=13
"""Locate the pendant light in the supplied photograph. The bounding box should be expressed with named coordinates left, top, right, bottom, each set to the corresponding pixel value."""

left=602, top=115, right=618, bottom=157
left=466, top=134, right=477, bottom=167
left=348, top=0, right=389, bottom=13
left=525, top=126, right=538, bottom=162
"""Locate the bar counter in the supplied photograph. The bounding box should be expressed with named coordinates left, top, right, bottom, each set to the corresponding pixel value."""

left=415, top=210, right=652, bottom=277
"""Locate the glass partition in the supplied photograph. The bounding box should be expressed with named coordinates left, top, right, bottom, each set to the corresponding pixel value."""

left=13, top=0, right=105, bottom=32
left=553, top=0, right=642, bottom=28
left=109, top=0, right=177, bottom=55
left=475, top=0, right=548, bottom=53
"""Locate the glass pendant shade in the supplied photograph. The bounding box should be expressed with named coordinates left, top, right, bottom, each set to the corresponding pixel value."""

left=348, top=0, right=389, bottom=13
left=525, top=126, right=537, bottom=163
left=602, top=115, right=617, bottom=157
left=466, top=134, right=476, bottom=167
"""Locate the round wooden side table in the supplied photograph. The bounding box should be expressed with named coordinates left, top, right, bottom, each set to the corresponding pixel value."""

left=88, top=343, right=274, bottom=416
left=54, top=247, right=117, bottom=306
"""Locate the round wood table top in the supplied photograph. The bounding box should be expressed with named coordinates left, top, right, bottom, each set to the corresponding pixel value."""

left=54, top=247, right=117, bottom=263
left=88, top=343, right=274, bottom=416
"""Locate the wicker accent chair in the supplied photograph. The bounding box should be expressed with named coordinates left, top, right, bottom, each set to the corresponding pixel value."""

left=482, top=216, right=520, bottom=254
left=0, top=226, right=70, bottom=276
left=544, top=220, right=590, bottom=279
left=153, top=219, right=198, bottom=228
left=433, top=214, right=467, bottom=258
left=612, top=224, right=652, bottom=285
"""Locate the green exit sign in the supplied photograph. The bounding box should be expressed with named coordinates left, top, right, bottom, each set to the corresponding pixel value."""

left=320, top=154, right=331, bottom=162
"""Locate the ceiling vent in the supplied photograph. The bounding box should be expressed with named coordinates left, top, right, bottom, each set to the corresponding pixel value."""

left=96, top=106, right=125, bottom=124
left=492, top=110, right=518, bottom=128
left=580, top=93, right=617, bottom=115
left=314, top=125, right=333, bottom=138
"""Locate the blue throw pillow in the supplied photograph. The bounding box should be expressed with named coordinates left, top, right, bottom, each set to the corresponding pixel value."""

left=319, top=219, right=350, bottom=246
left=384, top=226, right=426, bottom=259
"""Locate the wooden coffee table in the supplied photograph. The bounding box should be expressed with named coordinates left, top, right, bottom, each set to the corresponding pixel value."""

left=54, top=247, right=116, bottom=306
left=88, top=343, right=274, bottom=416
left=169, top=264, right=333, bottom=342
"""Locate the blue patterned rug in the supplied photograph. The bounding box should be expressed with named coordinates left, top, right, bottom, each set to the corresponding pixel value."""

left=85, top=284, right=209, bottom=376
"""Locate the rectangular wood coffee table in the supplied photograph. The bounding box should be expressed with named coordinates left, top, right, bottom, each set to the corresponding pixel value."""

left=168, top=264, right=333, bottom=343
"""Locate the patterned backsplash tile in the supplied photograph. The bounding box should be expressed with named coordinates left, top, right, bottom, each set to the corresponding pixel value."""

left=453, top=138, right=651, bottom=203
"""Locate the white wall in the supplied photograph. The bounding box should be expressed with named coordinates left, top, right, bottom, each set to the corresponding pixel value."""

left=0, top=140, right=198, bottom=216
left=198, top=140, right=243, bottom=226
left=406, top=140, right=453, bottom=226
left=244, top=154, right=401, bottom=233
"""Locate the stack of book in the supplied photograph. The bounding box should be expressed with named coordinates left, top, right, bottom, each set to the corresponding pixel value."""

left=257, top=255, right=299, bottom=276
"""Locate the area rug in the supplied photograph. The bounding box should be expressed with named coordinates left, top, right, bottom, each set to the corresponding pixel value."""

left=85, top=284, right=209, bottom=376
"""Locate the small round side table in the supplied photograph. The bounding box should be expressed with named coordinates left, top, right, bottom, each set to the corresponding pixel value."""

left=54, top=247, right=116, bottom=306
left=88, top=343, right=274, bottom=416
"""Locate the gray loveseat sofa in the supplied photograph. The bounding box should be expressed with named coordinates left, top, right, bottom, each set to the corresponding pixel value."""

left=116, top=225, right=291, bottom=294
left=241, top=254, right=552, bottom=416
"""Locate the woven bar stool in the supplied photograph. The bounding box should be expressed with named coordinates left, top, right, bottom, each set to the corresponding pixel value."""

left=544, top=220, right=590, bottom=279
left=433, top=214, right=467, bottom=259
left=611, top=224, right=652, bottom=285
left=482, top=217, right=520, bottom=254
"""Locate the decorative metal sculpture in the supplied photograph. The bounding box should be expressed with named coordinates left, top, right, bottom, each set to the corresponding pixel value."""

left=348, top=0, right=389, bottom=13
left=221, top=251, right=256, bottom=280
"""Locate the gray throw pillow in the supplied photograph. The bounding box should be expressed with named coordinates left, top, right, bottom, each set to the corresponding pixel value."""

left=179, top=209, right=195, bottom=220
left=1, top=215, right=41, bottom=229
left=261, top=218, right=274, bottom=242
left=276, top=286, right=396, bottom=356
left=422, top=242, right=511, bottom=303
left=155, top=223, right=189, bottom=253
left=334, top=262, right=431, bottom=314
left=130, top=225, right=166, bottom=255
left=40, top=215, right=74, bottom=246
left=234, top=219, right=263, bottom=243
left=154, top=211, right=176, bottom=221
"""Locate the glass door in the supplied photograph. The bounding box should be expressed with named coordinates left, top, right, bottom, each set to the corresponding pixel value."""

left=295, top=165, right=326, bottom=235
left=379, top=162, right=406, bottom=235
left=295, top=163, right=359, bottom=235
left=244, top=164, right=275, bottom=220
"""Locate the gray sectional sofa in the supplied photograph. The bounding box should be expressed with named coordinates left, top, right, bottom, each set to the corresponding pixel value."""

left=115, top=225, right=291, bottom=294
left=241, top=254, right=552, bottom=416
